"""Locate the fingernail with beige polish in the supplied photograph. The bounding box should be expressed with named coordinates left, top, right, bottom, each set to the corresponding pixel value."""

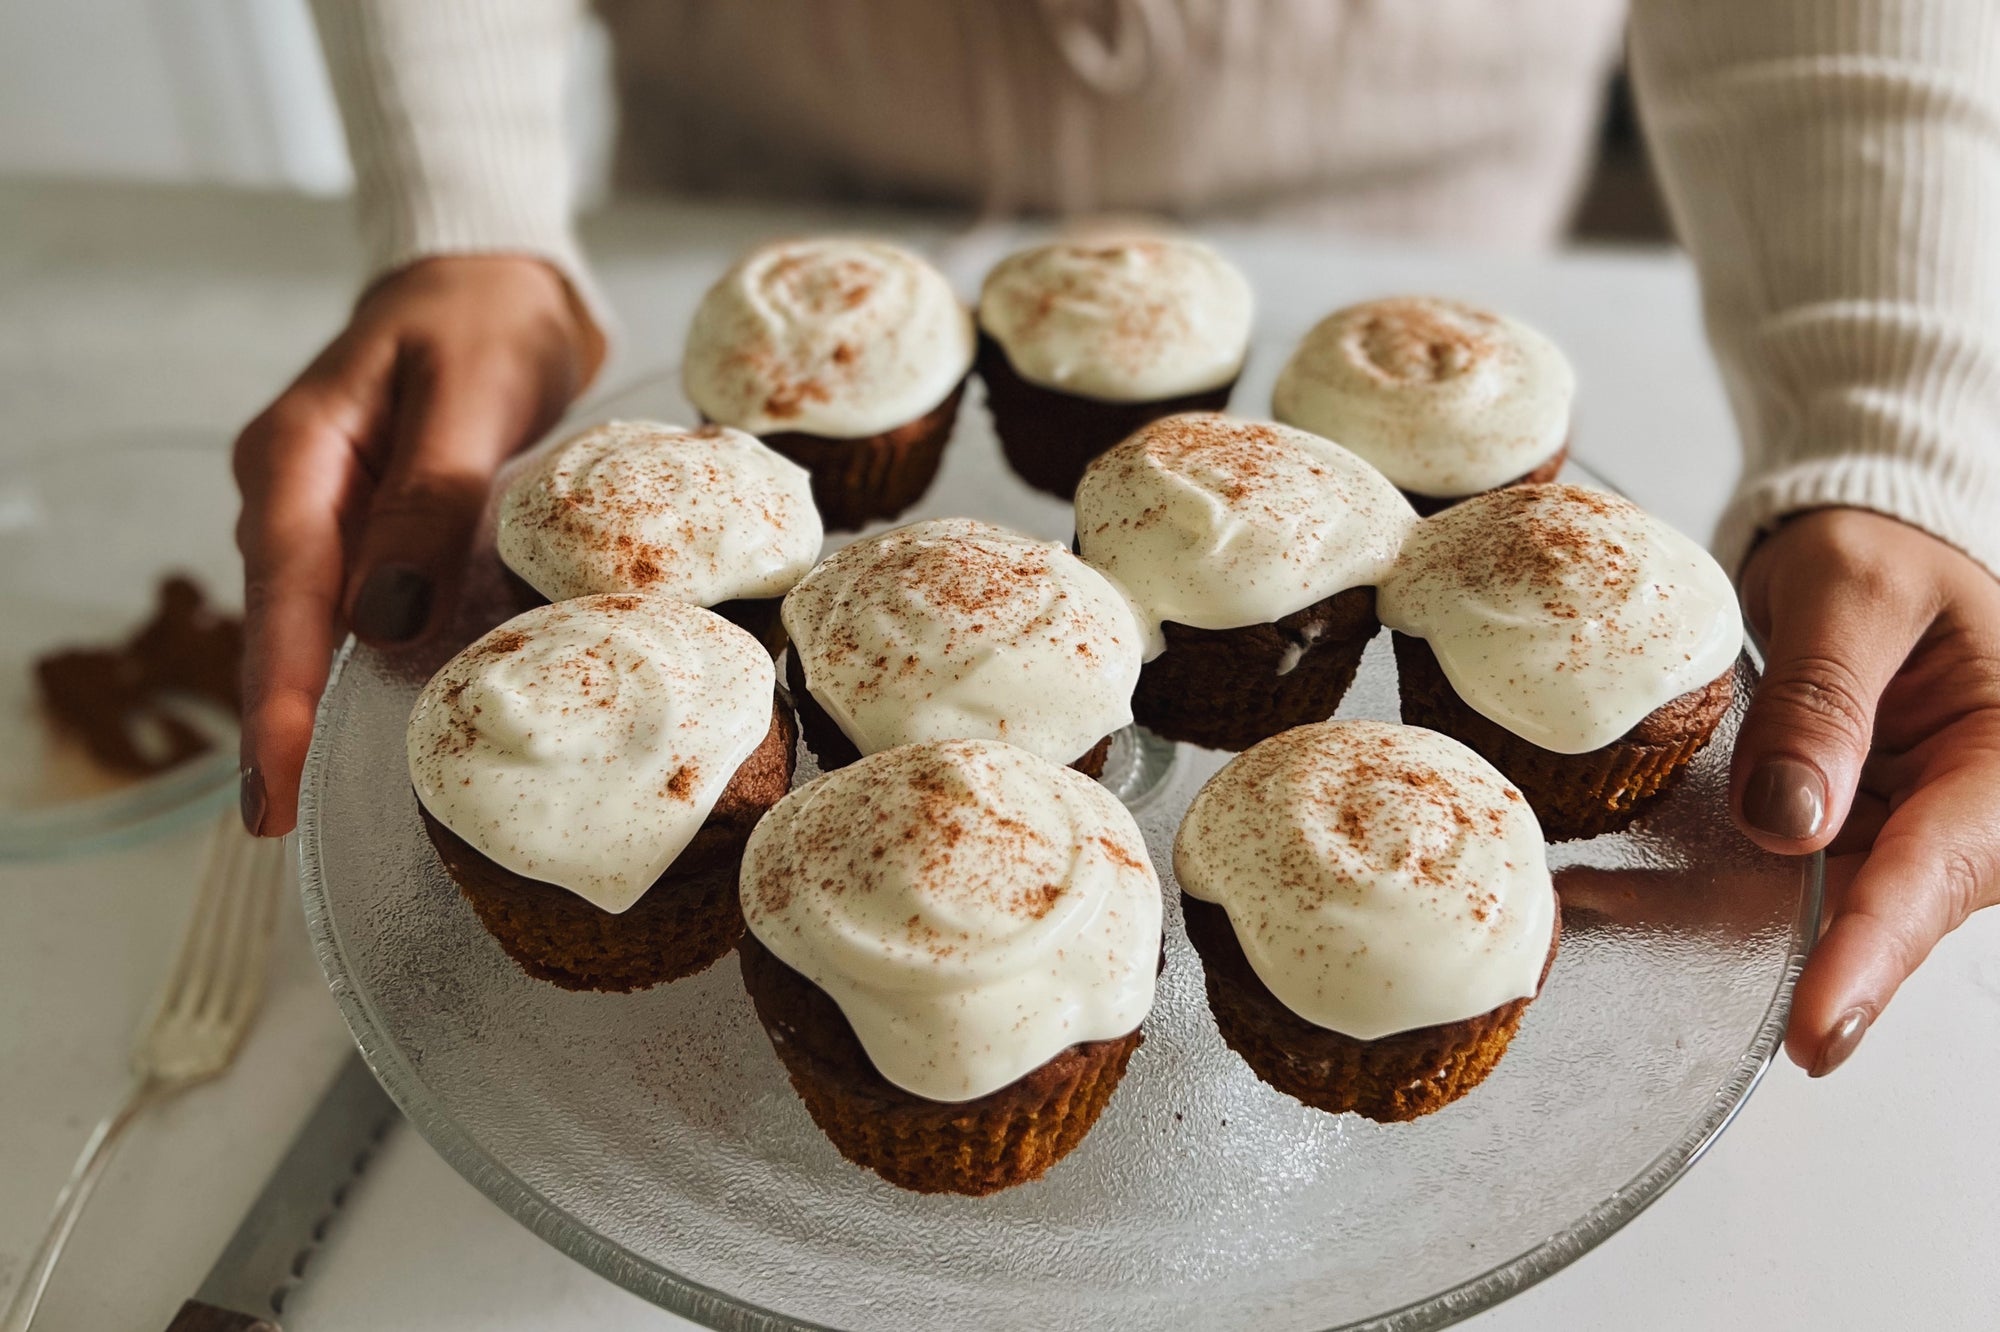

left=240, top=765, right=267, bottom=837
left=1811, top=1007, right=1870, bottom=1077
left=1743, top=758, right=1826, bottom=841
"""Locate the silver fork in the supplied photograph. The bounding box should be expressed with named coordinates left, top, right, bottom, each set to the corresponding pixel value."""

left=1, top=811, right=287, bottom=1332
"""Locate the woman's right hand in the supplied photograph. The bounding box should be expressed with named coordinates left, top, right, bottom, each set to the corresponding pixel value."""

left=233, top=254, right=602, bottom=836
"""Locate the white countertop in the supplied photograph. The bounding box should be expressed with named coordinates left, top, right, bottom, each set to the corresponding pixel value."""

left=0, top=178, right=1993, bottom=1332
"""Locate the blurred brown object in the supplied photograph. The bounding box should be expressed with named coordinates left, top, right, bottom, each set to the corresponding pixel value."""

left=1570, top=69, right=1671, bottom=244
left=35, top=575, right=243, bottom=777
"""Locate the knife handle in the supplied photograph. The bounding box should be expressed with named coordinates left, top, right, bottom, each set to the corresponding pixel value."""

left=164, top=1299, right=278, bottom=1332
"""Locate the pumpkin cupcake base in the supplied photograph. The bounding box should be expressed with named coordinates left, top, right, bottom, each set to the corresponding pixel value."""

left=751, top=381, right=966, bottom=533
left=977, top=333, right=1235, bottom=500
left=1393, top=632, right=1734, bottom=841
left=739, top=930, right=1141, bottom=1195
left=1132, top=586, right=1378, bottom=753
left=419, top=700, right=798, bottom=992
left=1183, top=893, right=1560, bottom=1123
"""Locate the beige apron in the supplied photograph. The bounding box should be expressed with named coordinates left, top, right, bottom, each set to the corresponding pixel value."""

left=596, top=0, right=1627, bottom=245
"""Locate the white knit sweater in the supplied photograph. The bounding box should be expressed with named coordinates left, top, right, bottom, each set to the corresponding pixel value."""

left=310, top=0, right=2000, bottom=578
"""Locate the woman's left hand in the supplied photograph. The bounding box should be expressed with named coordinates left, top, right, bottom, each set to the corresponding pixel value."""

left=1730, top=507, right=2000, bottom=1075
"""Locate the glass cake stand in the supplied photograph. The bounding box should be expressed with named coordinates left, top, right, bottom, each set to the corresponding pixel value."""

left=298, top=366, right=1820, bottom=1332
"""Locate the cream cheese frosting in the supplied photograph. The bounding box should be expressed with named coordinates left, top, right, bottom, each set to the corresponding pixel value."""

left=1272, top=297, right=1575, bottom=497
left=782, top=518, right=1143, bottom=764
left=1175, top=720, right=1556, bottom=1040
left=496, top=420, right=823, bottom=604
left=741, top=739, right=1162, bottom=1102
left=977, top=236, right=1252, bottom=402
left=406, top=594, right=776, bottom=914
left=1377, top=484, right=1743, bottom=754
left=682, top=237, right=974, bottom=438
left=1073, top=413, right=1417, bottom=655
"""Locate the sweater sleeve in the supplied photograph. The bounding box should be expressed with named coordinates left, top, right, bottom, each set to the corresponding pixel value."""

left=309, top=0, right=609, bottom=336
left=1629, top=0, right=2000, bottom=579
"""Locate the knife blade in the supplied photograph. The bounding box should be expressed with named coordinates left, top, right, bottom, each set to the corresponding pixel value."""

left=163, top=1054, right=399, bottom=1332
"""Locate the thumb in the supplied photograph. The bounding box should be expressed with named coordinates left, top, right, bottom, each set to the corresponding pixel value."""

left=1731, top=550, right=1925, bottom=854
left=345, top=347, right=564, bottom=645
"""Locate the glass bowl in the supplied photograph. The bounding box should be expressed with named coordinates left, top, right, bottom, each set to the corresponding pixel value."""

left=298, top=370, right=1819, bottom=1331
left=0, top=434, right=241, bottom=859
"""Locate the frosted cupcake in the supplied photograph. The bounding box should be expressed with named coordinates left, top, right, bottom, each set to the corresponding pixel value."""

left=1380, top=484, right=1742, bottom=840
left=496, top=420, right=822, bottom=653
left=1273, top=297, right=1573, bottom=514
left=739, top=739, right=1162, bottom=1194
left=683, top=238, right=974, bottom=530
left=781, top=518, right=1143, bottom=776
left=408, top=595, right=797, bottom=991
left=977, top=236, right=1252, bottom=498
left=1175, top=721, right=1559, bottom=1122
left=1074, top=414, right=1416, bottom=751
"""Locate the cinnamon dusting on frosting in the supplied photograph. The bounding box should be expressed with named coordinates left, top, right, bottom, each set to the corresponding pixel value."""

left=496, top=421, right=820, bottom=606
left=1174, top=721, right=1556, bottom=1039
left=1346, top=298, right=1498, bottom=384
left=978, top=236, right=1252, bottom=403
left=1126, top=415, right=1309, bottom=505
left=1074, top=414, right=1415, bottom=651
left=740, top=739, right=1161, bottom=1102
left=471, top=629, right=530, bottom=659
left=1006, top=241, right=1189, bottom=381
left=684, top=238, right=973, bottom=438
left=734, top=257, right=877, bottom=414
left=406, top=594, right=776, bottom=914
left=783, top=519, right=1142, bottom=763
left=1273, top=296, right=1573, bottom=497
left=1377, top=483, right=1742, bottom=754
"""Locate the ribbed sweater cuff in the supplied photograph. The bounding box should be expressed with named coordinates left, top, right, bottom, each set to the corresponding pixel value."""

left=313, top=0, right=614, bottom=358
left=1632, top=0, right=2000, bottom=585
left=1716, top=452, right=2000, bottom=581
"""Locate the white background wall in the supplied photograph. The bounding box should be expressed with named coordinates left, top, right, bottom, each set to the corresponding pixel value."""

left=0, top=0, right=351, bottom=193
left=0, top=0, right=612, bottom=200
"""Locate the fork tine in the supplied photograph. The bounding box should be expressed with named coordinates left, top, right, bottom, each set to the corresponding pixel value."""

left=226, top=835, right=283, bottom=1025
left=131, top=810, right=286, bottom=1084
left=211, top=836, right=283, bottom=1029
left=197, top=826, right=274, bottom=1024
left=185, top=821, right=253, bottom=1019
left=15, top=817, right=286, bottom=1332
left=149, top=815, right=237, bottom=1024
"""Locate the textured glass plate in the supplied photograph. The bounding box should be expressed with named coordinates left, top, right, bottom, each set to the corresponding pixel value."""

left=299, top=368, right=1820, bottom=1332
